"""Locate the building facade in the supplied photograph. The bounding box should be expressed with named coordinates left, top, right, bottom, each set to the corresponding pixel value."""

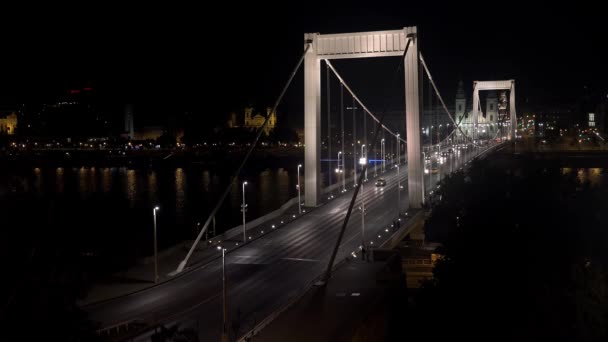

left=454, top=80, right=501, bottom=139
left=228, top=106, right=277, bottom=136
left=0, top=112, right=17, bottom=135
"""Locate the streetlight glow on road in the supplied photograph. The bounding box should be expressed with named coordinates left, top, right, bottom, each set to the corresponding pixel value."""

left=153, top=206, right=160, bottom=283
left=297, top=164, right=302, bottom=214
left=242, top=181, right=248, bottom=243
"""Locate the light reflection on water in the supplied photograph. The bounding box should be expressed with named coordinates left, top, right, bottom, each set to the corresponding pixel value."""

left=125, top=169, right=137, bottom=208
left=5, top=166, right=300, bottom=240
left=147, top=170, right=158, bottom=207
left=175, top=168, right=186, bottom=223
left=102, top=168, right=111, bottom=193
left=55, top=167, right=64, bottom=193
left=561, top=167, right=604, bottom=187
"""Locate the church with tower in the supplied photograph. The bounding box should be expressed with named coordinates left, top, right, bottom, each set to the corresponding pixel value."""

left=454, top=81, right=510, bottom=138
left=420, top=80, right=508, bottom=143
left=454, top=80, right=501, bottom=138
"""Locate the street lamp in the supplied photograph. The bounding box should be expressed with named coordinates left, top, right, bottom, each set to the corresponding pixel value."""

left=395, top=164, right=401, bottom=214
left=297, top=164, right=302, bottom=214
left=381, top=138, right=385, bottom=173
left=438, top=124, right=443, bottom=149
left=396, top=134, right=400, bottom=166
left=359, top=154, right=367, bottom=246
left=217, top=246, right=229, bottom=342
left=153, top=206, right=159, bottom=283
left=422, top=151, right=428, bottom=196
left=360, top=144, right=367, bottom=181
left=336, top=151, right=345, bottom=192
left=241, top=181, right=248, bottom=243
left=373, top=145, right=378, bottom=178
left=349, top=104, right=358, bottom=188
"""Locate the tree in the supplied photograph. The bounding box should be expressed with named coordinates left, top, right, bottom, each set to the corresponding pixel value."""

left=406, top=155, right=608, bottom=341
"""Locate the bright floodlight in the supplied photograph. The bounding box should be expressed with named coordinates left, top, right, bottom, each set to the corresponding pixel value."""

left=154, top=206, right=160, bottom=210
left=243, top=181, right=248, bottom=185
left=359, top=157, right=367, bottom=165
left=298, top=164, right=302, bottom=167
left=216, top=246, right=222, bottom=250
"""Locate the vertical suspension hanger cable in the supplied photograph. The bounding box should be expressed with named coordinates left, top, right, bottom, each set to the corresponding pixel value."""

left=429, top=71, right=433, bottom=151
left=340, top=83, right=345, bottom=192
left=373, top=119, right=377, bottom=177
left=326, top=62, right=332, bottom=193
left=352, top=94, right=357, bottom=187
left=363, top=100, right=367, bottom=181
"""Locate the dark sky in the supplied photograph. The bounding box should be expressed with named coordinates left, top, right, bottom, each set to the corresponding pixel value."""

left=1, top=2, right=606, bottom=127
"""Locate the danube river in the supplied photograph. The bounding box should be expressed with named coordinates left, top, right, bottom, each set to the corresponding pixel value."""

left=0, top=155, right=319, bottom=275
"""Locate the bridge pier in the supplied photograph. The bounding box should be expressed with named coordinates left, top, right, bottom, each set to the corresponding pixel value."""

left=509, top=81, right=517, bottom=140
left=404, top=27, right=424, bottom=209
left=304, top=33, right=321, bottom=207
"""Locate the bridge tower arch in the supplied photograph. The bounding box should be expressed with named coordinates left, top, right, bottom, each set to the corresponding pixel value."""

left=471, top=80, right=517, bottom=140
left=304, top=26, right=424, bottom=209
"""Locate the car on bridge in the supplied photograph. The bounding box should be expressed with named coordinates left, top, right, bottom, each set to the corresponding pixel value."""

left=375, top=178, right=387, bottom=187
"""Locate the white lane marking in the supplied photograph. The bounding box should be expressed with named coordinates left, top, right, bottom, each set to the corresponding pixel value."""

left=282, top=257, right=320, bottom=262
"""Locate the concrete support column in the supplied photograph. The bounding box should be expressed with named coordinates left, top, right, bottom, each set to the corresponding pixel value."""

left=472, top=83, right=479, bottom=141
left=405, top=27, right=423, bottom=209
left=510, top=81, right=517, bottom=140
left=304, top=33, right=321, bottom=207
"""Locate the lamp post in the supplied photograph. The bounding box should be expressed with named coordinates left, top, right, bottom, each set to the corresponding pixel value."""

left=217, top=246, right=229, bottom=342
left=297, top=164, right=302, bottom=214
left=396, top=134, right=400, bottom=166
left=348, top=103, right=358, bottom=188
left=336, top=151, right=345, bottom=192
left=359, top=156, right=366, bottom=247
left=396, top=164, right=401, bottom=214
left=341, top=86, right=346, bottom=191
left=422, top=151, right=427, bottom=196
left=361, top=144, right=367, bottom=182
left=153, top=206, right=159, bottom=283
left=438, top=124, right=442, bottom=152
left=373, top=141, right=378, bottom=178
left=381, top=138, right=385, bottom=173
left=241, top=181, right=248, bottom=243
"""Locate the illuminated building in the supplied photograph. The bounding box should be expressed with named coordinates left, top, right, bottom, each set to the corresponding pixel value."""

left=125, top=104, right=135, bottom=139
left=0, top=112, right=17, bottom=135
left=227, top=106, right=277, bottom=135
left=454, top=80, right=500, bottom=138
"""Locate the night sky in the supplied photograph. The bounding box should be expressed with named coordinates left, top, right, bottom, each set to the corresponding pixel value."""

left=1, top=3, right=606, bottom=128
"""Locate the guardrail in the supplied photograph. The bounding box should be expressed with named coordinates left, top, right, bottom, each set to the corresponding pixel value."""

left=96, top=319, right=146, bottom=338
left=380, top=211, right=425, bottom=249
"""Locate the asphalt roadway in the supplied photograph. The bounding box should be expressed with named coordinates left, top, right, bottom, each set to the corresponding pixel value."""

left=85, top=143, right=490, bottom=341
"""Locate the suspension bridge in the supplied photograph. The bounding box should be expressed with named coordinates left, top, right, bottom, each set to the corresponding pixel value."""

left=84, top=26, right=517, bottom=341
